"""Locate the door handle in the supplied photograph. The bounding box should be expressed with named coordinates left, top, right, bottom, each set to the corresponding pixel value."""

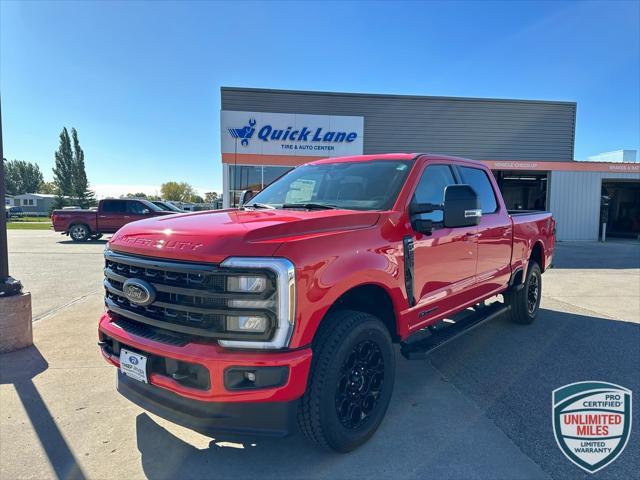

left=464, top=232, right=478, bottom=241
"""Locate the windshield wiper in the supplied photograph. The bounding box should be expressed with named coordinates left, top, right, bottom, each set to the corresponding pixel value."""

left=281, top=203, right=337, bottom=210
left=243, top=203, right=275, bottom=210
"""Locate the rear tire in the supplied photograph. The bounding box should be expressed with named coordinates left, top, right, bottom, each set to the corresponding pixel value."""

left=506, top=261, right=542, bottom=324
left=69, top=224, right=90, bottom=242
left=297, top=310, right=395, bottom=452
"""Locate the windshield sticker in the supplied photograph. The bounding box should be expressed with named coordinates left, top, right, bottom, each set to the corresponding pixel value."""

left=285, top=179, right=316, bottom=204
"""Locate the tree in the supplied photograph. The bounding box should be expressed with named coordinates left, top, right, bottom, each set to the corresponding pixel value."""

left=39, top=182, right=56, bottom=195
left=4, top=159, right=45, bottom=195
left=120, top=192, right=162, bottom=201
left=70, top=128, right=96, bottom=208
left=52, top=128, right=75, bottom=207
left=52, top=127, right=96, bottom=208
left=204, top=191, right=219, bottom=203
left=122, top=192, right=148, bottom=199
left=160, top=181, right=198, bottom=202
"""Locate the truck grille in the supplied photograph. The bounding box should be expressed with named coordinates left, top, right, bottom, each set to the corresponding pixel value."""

left=103, top=249, right=275, bottom=340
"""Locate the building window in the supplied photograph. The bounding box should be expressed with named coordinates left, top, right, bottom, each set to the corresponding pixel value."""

left=493, top=170, right=548, bottom=211
left=229, top=165, right=293, bottom=207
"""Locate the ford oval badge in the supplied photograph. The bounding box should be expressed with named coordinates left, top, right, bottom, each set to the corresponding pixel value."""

left=122, top=278, right=156, bottom=306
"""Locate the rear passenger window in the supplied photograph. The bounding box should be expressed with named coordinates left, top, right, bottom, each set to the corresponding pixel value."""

left=101, top=200, right=126, bottom=213
left=412, top=164, right=456, bottom=222
left=459, top=167, right=498, bottom=213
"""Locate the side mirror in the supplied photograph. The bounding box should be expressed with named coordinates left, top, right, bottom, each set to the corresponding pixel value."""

left=240, top=189, right=255, bottom=207
left=443, top=185, right=481, bottom=228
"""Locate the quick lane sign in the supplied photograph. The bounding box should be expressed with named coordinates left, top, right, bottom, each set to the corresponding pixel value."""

left=221, top=111, right=364, bottom=158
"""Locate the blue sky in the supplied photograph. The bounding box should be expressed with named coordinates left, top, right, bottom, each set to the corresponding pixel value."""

left=1, top=0, right=638, bottom=196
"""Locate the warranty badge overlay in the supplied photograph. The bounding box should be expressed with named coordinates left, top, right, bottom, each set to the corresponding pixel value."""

left=553, top=381, right=632, bottom=473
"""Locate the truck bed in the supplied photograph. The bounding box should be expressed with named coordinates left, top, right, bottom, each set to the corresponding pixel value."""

left=510, top=210, right=555, bottom=274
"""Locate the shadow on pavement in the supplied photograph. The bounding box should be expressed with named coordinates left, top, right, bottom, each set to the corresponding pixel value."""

left=0, top=346, right=87, bottom=480
left=553, top=242, right=640, bottom=269
left=57, top=239, right=109, bottom=245
left=134, top=308, right=639, bottom=480
left=429, top=308, right=640, bottom=480
left=136, top=310, right=640, bottom=479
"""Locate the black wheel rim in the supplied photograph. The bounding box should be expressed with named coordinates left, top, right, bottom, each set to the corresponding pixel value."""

left=335, top=340, right=385, bottom=429
left=527, top=273, right=539, bottom=314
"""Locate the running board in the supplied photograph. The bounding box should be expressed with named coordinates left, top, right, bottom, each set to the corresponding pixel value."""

left=400, top=302, right=511, bottom=360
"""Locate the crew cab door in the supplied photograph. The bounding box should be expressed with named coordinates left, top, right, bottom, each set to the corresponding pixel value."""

left=456, top=166, right=512, bottom=297
left=408, top=163, right=478, bottom=331
left=98, top=200, right=128, bottom=232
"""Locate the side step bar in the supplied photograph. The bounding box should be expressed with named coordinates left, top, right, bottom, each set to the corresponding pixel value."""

left=400, top=302, right=511, bottom=360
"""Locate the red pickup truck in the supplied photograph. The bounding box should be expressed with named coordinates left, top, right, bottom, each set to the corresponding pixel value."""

left=98, top=154, right=555, bottom=452
left=52, top=198, right=173, bottom=242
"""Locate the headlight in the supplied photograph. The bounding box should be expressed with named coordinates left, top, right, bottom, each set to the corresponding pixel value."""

left=219, top=257, right=296, bottom=350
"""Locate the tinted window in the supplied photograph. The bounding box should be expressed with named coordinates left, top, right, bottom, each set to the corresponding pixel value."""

left=127, top=201, right=150, bottom=214
left=412, top=165, right=456, bottom=222
left=101, top=200, right=126, bottom=213
left=459, top=166, right=498, bottom=213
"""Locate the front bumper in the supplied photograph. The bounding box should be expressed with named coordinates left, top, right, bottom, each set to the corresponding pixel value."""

left=118, top=372, right=299, bottom=437
left=99, top=311, right=312, bottom=434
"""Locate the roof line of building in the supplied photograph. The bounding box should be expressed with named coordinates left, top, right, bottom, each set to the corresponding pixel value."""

left=220, top=86, right=577, bottom=107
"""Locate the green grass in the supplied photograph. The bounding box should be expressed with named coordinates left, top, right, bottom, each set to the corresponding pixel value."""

left=9, top=216, right=51, bottom=222
left=6, top=222, right=52, bottom=230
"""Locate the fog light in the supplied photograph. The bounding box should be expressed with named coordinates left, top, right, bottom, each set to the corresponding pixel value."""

left=227, top=276, right=267, bottom=293
left=226, top=315, right=267, bottom=333
left=245, top=371, right=256, bottom=382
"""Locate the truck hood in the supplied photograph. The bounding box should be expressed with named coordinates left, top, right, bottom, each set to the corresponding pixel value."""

left=108, top=208, right=380, bottom=263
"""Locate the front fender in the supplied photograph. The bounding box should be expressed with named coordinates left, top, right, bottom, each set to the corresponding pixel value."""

left=286, top=243, right=405, bottom=348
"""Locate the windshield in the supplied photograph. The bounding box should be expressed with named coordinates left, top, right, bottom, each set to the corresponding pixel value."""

left=247, top=160, right=413, bottom=211
left=153, top=201, right=182, bottom=212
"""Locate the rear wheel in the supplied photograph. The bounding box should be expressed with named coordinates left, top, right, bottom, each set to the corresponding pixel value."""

left=69, top=224, right=90, bottom=242
left=297, top=310, right=395, bottom=452
left=506, top=261, right=542, bottom=324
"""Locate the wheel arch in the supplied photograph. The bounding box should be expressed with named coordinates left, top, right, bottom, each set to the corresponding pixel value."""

left=530, top=240, right=545, bottom=272
left=321, top=283, right=400, bottom=343
left=68, top=222, right=93, bottom=233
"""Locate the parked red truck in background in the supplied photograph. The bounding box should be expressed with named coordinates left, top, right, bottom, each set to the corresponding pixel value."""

left=98, top=154, right=555, bottom=452
left=52, top=198, right=173, bottom=242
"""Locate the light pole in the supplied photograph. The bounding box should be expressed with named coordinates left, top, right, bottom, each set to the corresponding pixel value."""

left=0, top=96, right=22, bottom=295
left=0, top=94, right=32, bottom=353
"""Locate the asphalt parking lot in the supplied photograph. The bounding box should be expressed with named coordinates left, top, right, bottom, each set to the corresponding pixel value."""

left=1, top=230, right=639, bottom=480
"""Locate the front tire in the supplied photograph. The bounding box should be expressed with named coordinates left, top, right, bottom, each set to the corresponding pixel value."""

left=297, top=310, right=395, bottom=452
left=69, top=224, right=90, bottom=242
left=506, top=261, right=542, bottom=324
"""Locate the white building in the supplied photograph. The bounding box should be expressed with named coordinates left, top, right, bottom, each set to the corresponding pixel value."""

left=587, top=150, right=637, bottom=163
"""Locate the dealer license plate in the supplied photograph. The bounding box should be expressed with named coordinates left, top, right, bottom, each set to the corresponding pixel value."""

left=120, top=348, right=148, bottom=383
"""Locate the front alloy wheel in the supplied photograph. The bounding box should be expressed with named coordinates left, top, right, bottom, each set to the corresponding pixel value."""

left=298, top=310, right=395, bottom=452
left=335, top=340, right=385, bottom=429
